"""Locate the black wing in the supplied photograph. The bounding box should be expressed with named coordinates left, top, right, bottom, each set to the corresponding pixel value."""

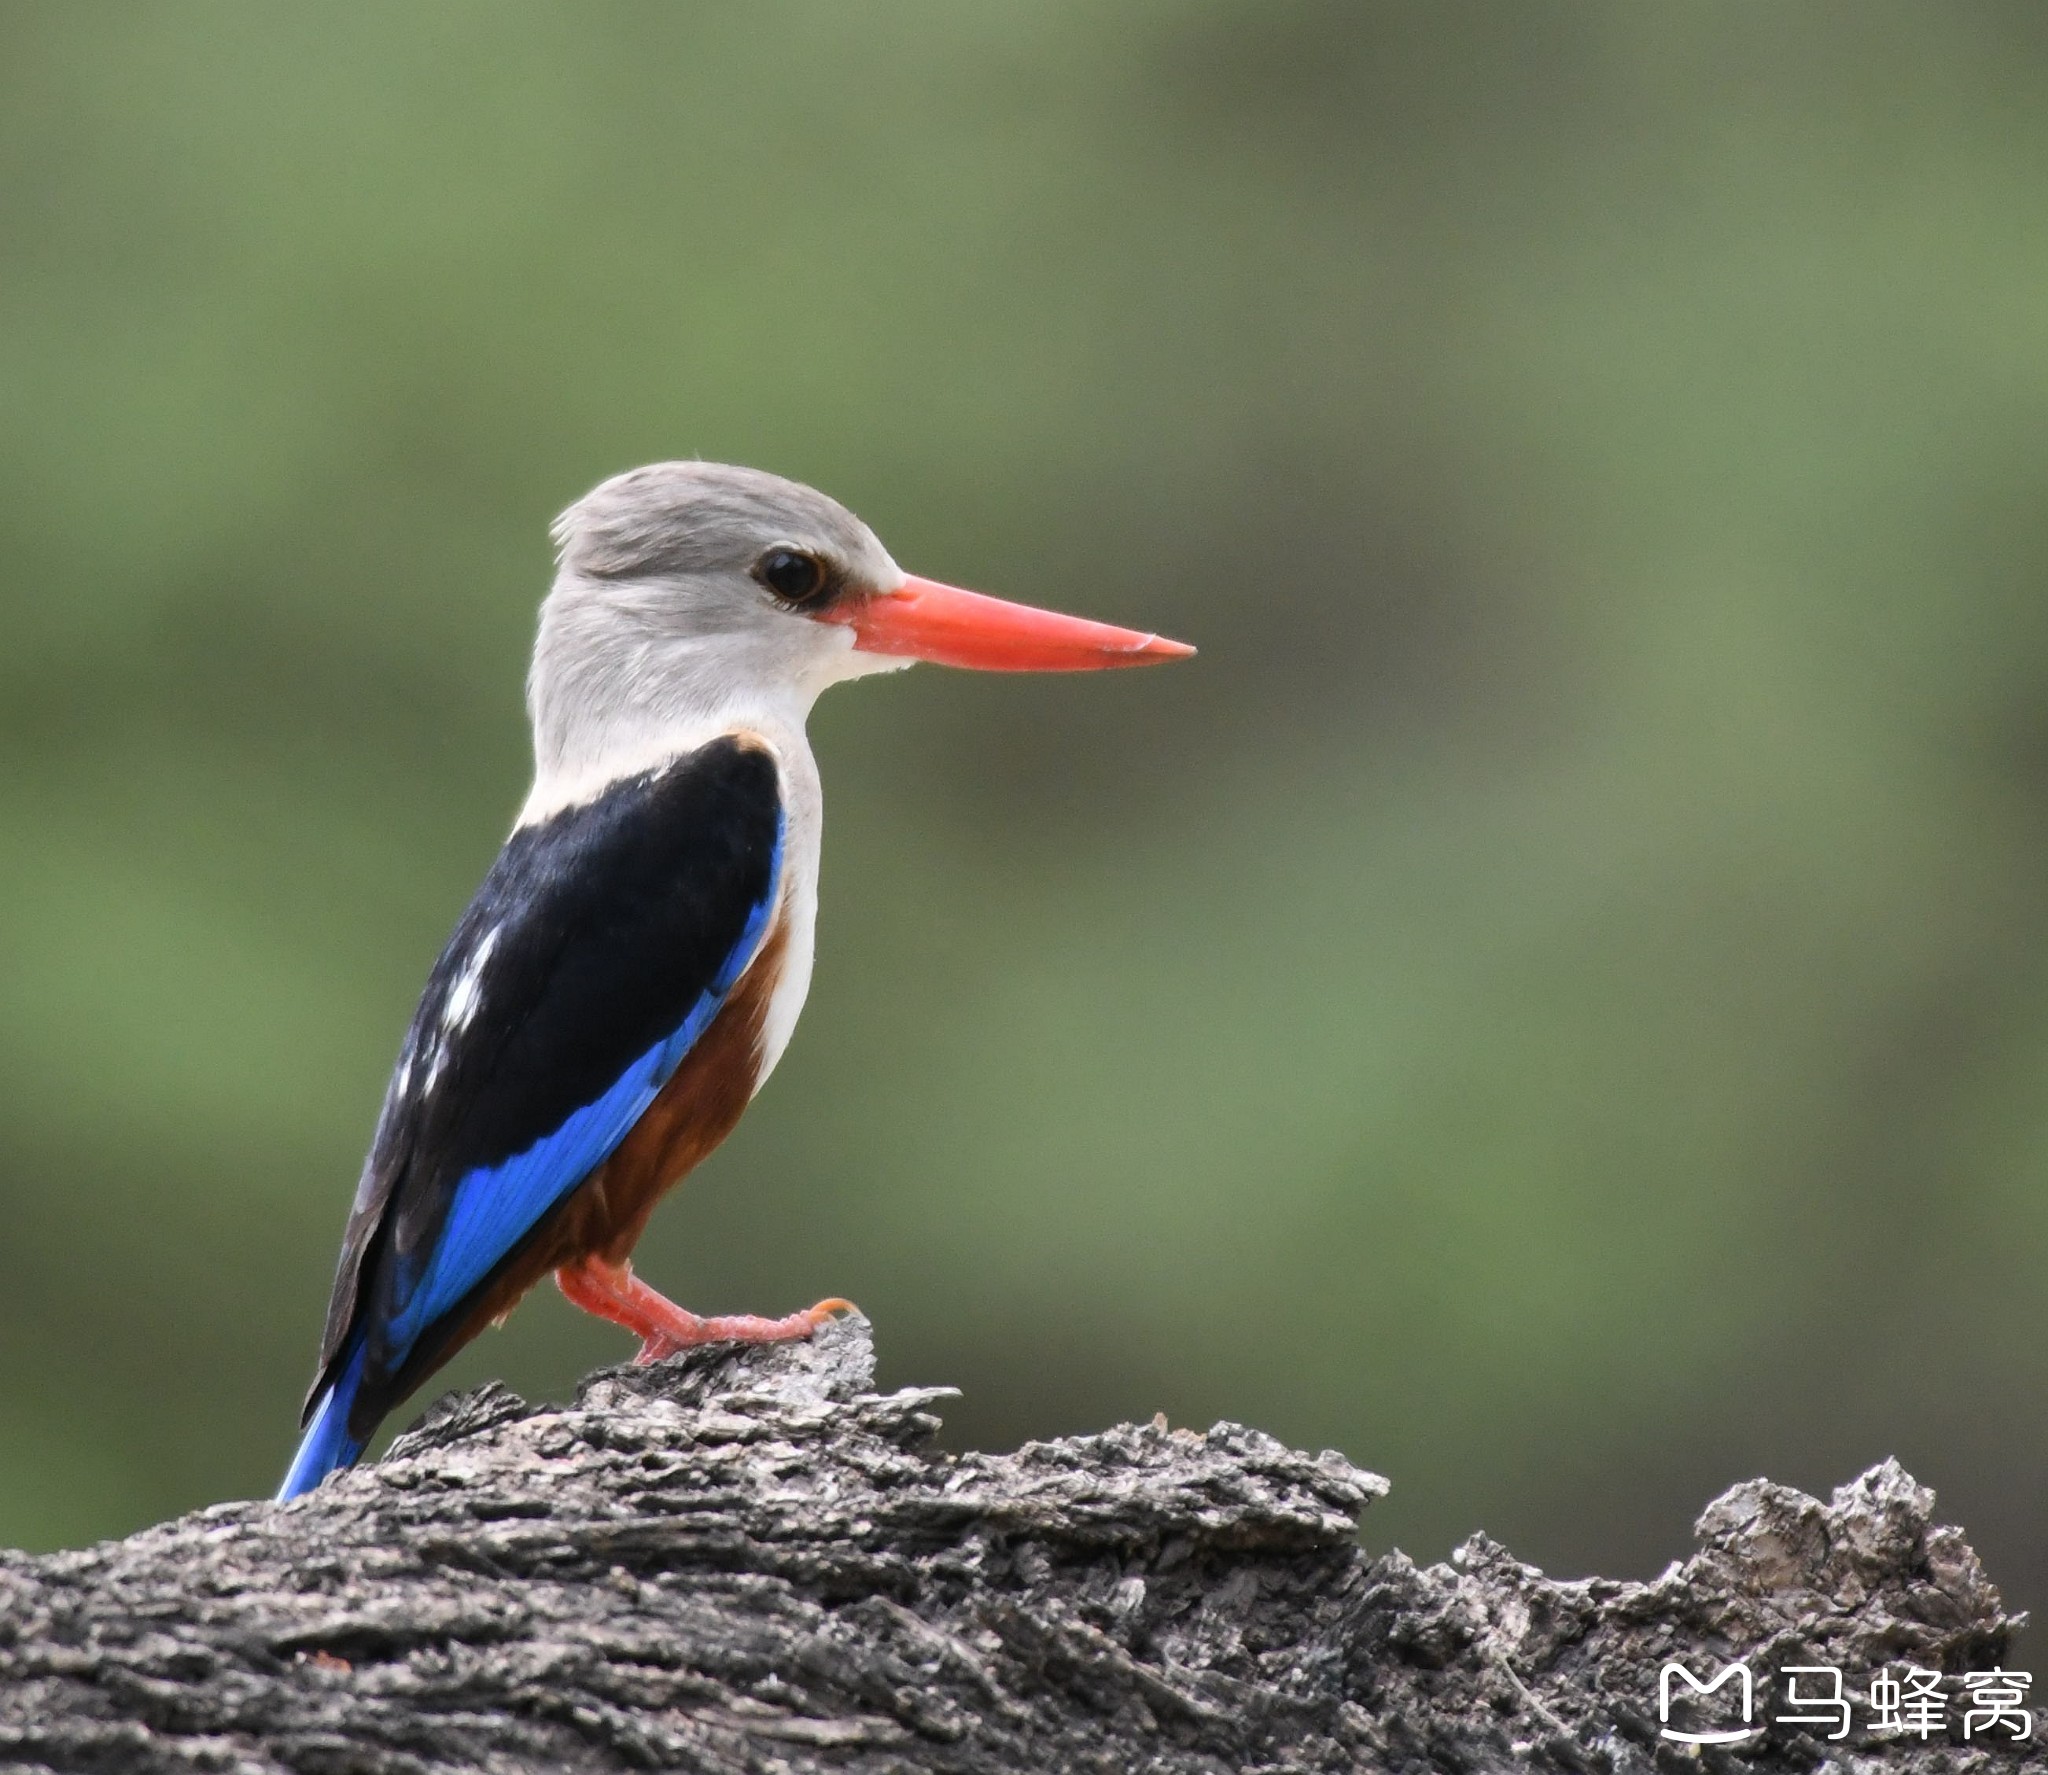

left=306, top=734, right=784, bottom=1435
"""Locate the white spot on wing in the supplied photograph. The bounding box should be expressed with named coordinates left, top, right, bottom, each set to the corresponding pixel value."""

left=410, top=926, right=502, bottom=1099
left=441, top=926, right=500, bottom=1037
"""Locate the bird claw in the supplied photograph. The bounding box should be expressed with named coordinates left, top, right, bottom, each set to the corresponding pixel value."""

left=629, top=1296, right=856, bottom=1365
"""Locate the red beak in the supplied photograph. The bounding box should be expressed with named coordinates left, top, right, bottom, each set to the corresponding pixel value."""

left=822, top=574, right=1195, bottom=672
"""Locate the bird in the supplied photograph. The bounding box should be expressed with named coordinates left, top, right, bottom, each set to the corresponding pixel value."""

left=279, top=462, right=1192, bottom=1498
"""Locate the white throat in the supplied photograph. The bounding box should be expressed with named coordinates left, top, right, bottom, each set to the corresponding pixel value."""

left=520, top=669, right=815, bottom=827
left=517, top=582, right=903, bottom=828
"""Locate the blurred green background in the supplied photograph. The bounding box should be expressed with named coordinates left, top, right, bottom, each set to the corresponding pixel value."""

left=5, top=2, right=2048, bottom=1609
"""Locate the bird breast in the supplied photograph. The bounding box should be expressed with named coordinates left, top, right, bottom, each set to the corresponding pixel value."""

left=751, top=725, right=821, bottom=1093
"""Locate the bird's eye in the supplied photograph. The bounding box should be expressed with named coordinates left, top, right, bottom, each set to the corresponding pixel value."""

left=753, top=547, right=832, bottom=609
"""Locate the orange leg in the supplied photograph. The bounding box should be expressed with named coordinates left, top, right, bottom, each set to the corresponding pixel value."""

left=555, top=1255, right=853, bottom=1366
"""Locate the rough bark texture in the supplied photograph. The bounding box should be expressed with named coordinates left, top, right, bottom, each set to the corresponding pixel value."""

left=0, top=1315, right=2034, bottom=1773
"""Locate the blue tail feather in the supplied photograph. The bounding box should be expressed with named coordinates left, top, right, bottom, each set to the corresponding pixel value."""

left=278, top=1340, right=368, bottom=1500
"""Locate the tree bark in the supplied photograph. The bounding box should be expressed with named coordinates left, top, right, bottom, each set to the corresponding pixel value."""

left=0, top=1316, right=2032, bottom=1772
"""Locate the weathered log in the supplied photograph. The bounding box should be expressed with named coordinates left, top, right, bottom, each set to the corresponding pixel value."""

left=0, top=1315, right=2033, bottom=1772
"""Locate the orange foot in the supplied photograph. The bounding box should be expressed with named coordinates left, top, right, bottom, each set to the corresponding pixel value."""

left=555, top=1255, right=853, bottom=1366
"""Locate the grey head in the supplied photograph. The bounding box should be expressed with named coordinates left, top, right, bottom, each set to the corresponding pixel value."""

left=552, top=460, right=898, bottom=596
left=530, top=463, right=908, bottom=801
